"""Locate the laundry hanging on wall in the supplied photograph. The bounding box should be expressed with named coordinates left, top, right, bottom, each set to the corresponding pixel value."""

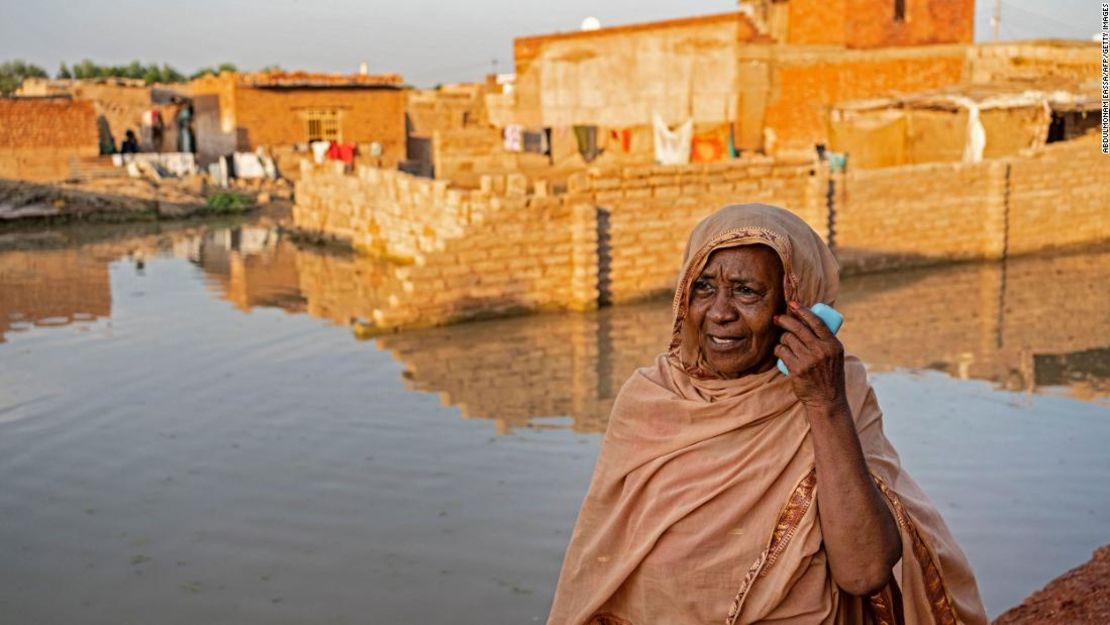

left=652, top=114, right=693, bottom=166
left=609, top=128, right=633, bottom=153
left=503, top=124, right=524, bottom=152
left=690, top=124, right=731, bottom=163
left=522, top=129, right=550, bottom=155
left=573, top=125, right=600, bottom=163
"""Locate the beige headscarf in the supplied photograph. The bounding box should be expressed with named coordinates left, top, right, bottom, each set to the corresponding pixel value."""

left=547, top=204, right=987, bottom=625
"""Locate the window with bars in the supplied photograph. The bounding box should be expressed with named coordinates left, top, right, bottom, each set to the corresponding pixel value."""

left=305, top=109, right=341, bottom=142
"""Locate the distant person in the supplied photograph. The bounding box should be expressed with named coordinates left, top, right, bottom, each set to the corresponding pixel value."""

left=151, top=109, right=165, bottom=153
left=176, top=105, right=195, bottom=153
left=547, top=204, right=987, bottom=625
left=120, top=130, right=140, bottom=154
left=96, top=115, right=116, bottom=155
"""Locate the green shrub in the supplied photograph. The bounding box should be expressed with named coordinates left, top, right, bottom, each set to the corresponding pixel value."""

left=204, top=191, right=254, bottom=214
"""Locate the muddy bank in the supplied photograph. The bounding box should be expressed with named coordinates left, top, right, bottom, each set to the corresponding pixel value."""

left=993, top=545, right=1110, bottom=625
left=0, top=177, right=290, bottom=224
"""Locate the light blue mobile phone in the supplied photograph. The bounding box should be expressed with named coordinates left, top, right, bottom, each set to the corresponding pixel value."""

left=777, top=303, right=844, bottom=376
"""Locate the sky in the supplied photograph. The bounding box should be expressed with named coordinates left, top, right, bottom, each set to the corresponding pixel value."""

left=0, top=0, right=1096, bottom=87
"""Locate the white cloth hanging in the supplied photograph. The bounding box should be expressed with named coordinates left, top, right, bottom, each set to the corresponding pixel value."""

left=952, top=96, right=986, bottom=163
left=653, top=114, right=693, bottom=165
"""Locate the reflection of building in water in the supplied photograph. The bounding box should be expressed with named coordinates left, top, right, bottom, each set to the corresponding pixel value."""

left=190, top=227, right=307, bottom=313
left=183, top=230, right=1110, bottom=430
left=0, top=250, right=112, bottom=343
left=838, top=248, right=1110, bottom=402
left=372, top=248, right=1110, bottom=433
left=375, top=302, right=673, bottom=434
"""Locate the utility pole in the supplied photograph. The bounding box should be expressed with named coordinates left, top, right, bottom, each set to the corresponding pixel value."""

left=991, top=0, right=1001, bottom=42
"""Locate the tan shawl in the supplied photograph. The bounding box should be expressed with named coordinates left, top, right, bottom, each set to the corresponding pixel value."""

left=547, top=204, right=987, bottom=625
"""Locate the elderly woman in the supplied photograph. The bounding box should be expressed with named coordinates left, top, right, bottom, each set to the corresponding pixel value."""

left=548, top=205, right=986, bottom=625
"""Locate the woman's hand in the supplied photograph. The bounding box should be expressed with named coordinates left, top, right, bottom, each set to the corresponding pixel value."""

left=773, top=301, right=847, bottom=409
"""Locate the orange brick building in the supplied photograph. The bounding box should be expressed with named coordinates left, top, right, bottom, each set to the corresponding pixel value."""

left=510, top=0, right=976, bottom=156
left=0, top=98, right=98, bottom=181
left=189, top=71, right=407, bottom=166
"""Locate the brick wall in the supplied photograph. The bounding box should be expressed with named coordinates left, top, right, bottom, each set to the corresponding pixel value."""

left=759, top=44, right=967, bottom=154
left=784, top=0, right=973, bottom=48
left=294, top=134, right=1109, bottom=330
left=512, top=12, right=759, bottom=128
left=432, top=128, right=526, bottom=186
left=234, top=87, right=406, bottom=164
left=835, top=159, right=1006, bottom=270
left=835, top=135, right=1109, bottom=270
left=966, top=41, right=1101, bottom=85
left=67, top=82, right=153, bottom=149
left=564, top=156, right=827, bottom=302
left=0, top=99, right=99, bottom=181
left=294, top=161, right=497, bottom=261
left=1006, top=137, right=1110, bottom=255
left=189, top=73, right=406, bottom=166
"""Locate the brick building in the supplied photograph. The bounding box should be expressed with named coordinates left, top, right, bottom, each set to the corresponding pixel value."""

left=507, top=0, right=978, bottom=157
left=0, top=98, right=98, bottom=181
left=189, top=71, right=407, bottom=167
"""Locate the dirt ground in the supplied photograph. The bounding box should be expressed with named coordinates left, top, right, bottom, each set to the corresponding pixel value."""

left=993, top=545, right=1110, bottom=625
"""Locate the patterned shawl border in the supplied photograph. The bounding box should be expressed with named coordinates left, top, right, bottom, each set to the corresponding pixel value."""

left=587, top=612, right=635, bottom=625
left=873, top=474, right=961, bottom=625
left=724, top=467, right=817, bottom=625
left=868, top=580, right=905, bottom=625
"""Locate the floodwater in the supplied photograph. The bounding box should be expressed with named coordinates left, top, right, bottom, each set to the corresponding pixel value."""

left=0, top=218, right=1107, bottom=624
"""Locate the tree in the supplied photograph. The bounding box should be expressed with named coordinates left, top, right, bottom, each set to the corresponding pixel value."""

left=190, top=63, right=238, bottom=81
left=72, top=58, right=100, bottom=80
left=57, top=63, right=72, bottom=79
left=0, top=59, right=48, bottom=95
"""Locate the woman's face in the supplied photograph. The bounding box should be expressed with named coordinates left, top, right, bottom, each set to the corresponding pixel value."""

left=687, top=245, right=786, bottom=378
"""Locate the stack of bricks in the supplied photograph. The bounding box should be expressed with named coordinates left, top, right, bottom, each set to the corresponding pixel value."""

left=0, top=99, right=98, bottom=181
left=564, top=156, right=828, bottom=303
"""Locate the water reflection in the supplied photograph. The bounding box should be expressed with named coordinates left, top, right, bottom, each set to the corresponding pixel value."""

left=0, top=222, right=1107, bottom=622
left=0, top=249, right=111, bottom=342
left=1, top=223, right=1107, bottom=424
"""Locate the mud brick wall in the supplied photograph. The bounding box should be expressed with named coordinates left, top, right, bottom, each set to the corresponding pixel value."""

left=294, top=165, right=598, bottom=328
left=432, top=128, right=548, bottom=187
left=1005, top=137, right=1110, bottom=255
left=836, top=135, right=1110, bottom=271
left=368, top=198, right=598, bottom=329
left=566, top=157, right=828, bottom=303
left=234, top=87, right=406, bottom=165
left=189, top=73, right=407, bottom=166
left=835, top=159, right=1007, bottom=271
left=785, top=0, right=973, bottom=48
left=759, top=44, right=967, bottom=154
left=0, top=99, right=99, bottom=181
left=294, top=161, right=480, bottom=261
left=966, top=41, right=1101, bottom=84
